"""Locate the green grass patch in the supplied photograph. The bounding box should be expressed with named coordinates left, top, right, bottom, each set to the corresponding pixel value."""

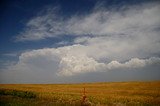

left=0, top=89, right=37, bottom=98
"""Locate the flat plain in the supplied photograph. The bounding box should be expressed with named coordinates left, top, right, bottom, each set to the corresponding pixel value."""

left=0, top=81, right=160, bottom=106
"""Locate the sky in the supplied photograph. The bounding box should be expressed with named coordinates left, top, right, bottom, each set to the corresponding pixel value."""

left=0, top=0, right=160, bottom=83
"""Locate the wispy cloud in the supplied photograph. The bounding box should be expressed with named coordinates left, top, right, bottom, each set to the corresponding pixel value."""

left=3, top=53, right=18, bottom=57
left=16, top=2, right=160, bottom=41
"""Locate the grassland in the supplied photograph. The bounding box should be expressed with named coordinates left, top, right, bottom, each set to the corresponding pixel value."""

left=0, top=81, right=160, bottom=106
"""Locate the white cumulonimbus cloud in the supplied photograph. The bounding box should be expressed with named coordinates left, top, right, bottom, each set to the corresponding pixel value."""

left=5, top=46, right=160, bottom=77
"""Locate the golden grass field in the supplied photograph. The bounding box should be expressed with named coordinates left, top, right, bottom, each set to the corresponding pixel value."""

left=0, top=81, right=160, bottom=106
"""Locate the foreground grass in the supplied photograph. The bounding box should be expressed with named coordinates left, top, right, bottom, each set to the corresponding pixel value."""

left=0, top=81, right=160, bottom=106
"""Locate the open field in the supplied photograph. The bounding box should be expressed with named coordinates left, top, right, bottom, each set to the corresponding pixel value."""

left=0, top=81, right=160, bottom=106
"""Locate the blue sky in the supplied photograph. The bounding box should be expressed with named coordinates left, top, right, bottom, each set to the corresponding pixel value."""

left=0, top=0, right=160, bottom=83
